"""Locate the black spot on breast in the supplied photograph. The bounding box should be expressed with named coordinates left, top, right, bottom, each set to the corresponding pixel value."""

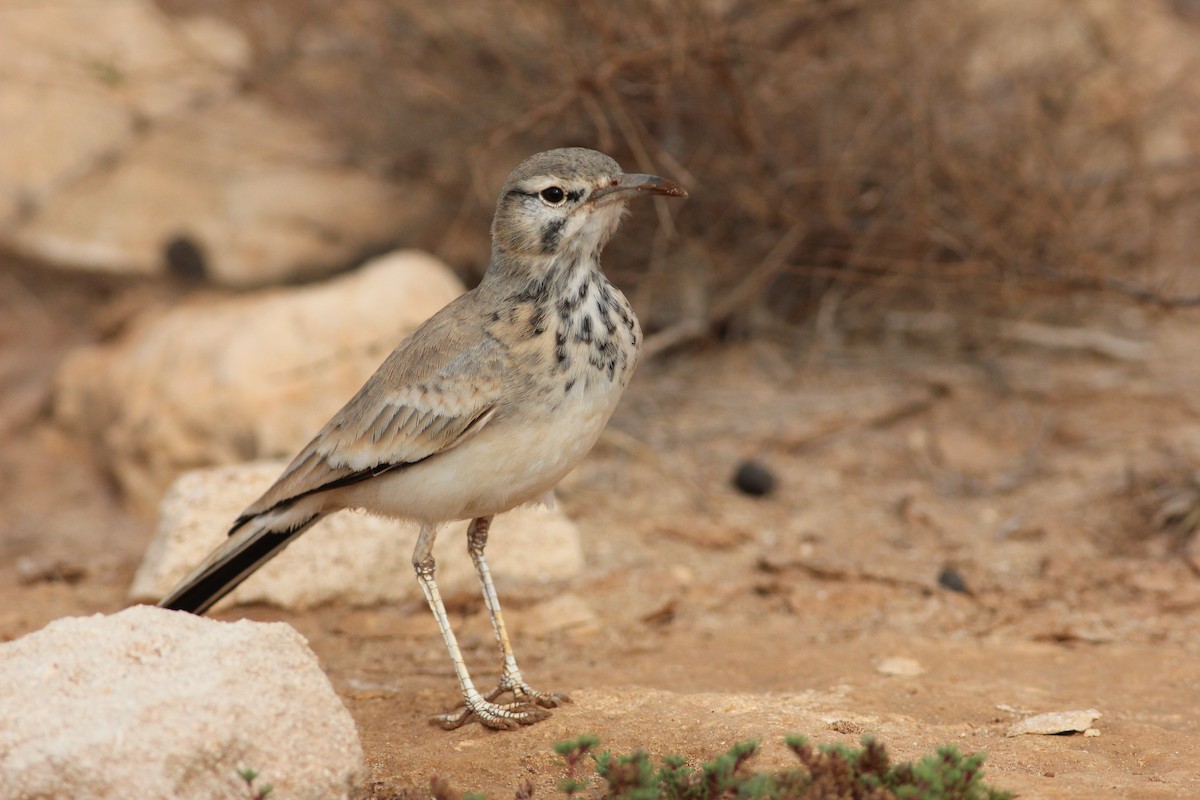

left=564, top=377, right=576, bottom=393
left=558, top=278, right=594, bottom=318
left=597, top=304, right=616, bottom=335
left=491, top=310, right=501, bottom=322
left=555, top=329, right=569, bottom=368
left=540, top=218, right=566, bottom=253
left=575, top=315, right=593, bottom=344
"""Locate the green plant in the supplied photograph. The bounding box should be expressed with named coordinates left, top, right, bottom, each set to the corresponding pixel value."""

left=552, top=734, right=1012, bottom=800
left=785, top=736, right=1011, bottom=800
left=236, top=767, right=273, bottom=800
left=555, top=735, right=603, bottom=797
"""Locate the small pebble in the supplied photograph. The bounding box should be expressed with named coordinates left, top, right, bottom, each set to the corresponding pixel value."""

left=937, top=566, right=969, bottom=594
left=733, top=460, right=776, bottom=497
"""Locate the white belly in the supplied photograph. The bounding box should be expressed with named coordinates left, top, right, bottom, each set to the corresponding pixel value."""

left=334, top=380, right=621, bottom=524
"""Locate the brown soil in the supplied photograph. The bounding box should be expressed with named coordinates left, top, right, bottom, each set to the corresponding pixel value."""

left=3, top=266, right=1199, bottom=799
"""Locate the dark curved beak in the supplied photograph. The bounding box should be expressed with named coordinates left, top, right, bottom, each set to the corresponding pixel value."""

left=590, top=173, right=688, bottom=205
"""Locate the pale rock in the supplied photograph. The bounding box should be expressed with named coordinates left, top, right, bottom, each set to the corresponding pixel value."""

left=129, top=461, right=586, bottom=610
left=874, top=656, right=926, bottom=677
left=54, top=251, right=464, bottom=508
left=0, top=606, right=362, bottom=800
left=0, top=0, right=414, bottom=284
left=1006, top=708, right=1102, bottom=737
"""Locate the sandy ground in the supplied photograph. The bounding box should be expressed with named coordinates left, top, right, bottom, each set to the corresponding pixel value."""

left=2, top=266, right=1199, bottom=798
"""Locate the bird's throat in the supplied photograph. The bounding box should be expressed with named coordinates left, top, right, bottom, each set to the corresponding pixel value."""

left=549, top=264, right=641, bottom=390
left=499, top=249, right=642, bottom=396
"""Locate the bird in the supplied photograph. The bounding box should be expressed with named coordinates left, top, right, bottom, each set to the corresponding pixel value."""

left=157, top=147, right=688, bottom=730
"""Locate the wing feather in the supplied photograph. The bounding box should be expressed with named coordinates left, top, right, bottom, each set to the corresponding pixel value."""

left=233, top=292, right=506, bottom=529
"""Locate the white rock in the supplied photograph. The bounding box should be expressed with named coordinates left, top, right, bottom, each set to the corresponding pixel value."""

left=1006, top=708, right=1102, bottom=737
left=54, top=251, right=464, bottom=508
left=130, top=461, right=586, bottom=610
left=0, top=1, right=414, bottom=284
left=0, top=606, right=362, bottom=800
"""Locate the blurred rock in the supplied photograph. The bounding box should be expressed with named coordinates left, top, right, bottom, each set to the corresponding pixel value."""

left=0, top=606, right=362, bottom=800
left=0, top=1, right=413, bottom=285
left=129, top=461, right=585, bottom=610
left=54, top=250, right=463, bottom=508
left=937, top=565, right=970, bottom=594
left=874, top=656, right=925, bottom=677
left=733, top=459, right=776, bottom=497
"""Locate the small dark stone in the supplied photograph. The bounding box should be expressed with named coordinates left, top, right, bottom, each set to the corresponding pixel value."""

left=937, top=566, right=969, bottom=594
left=163, top=234, right=208, bottom=281
left=733, top=459, right=776, bottom=497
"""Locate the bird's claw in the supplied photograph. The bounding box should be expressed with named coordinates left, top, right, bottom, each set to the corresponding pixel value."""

left=434, top=675, right=567, bottom=730
left=433, top=695, right=552, bottom=731
left=483, top=677, right=570, bottom=709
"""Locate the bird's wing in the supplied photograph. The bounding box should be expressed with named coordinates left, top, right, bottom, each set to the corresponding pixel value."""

left=234, top=297, right=505, bottom=528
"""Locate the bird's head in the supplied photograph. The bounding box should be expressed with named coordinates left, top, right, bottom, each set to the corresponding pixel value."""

left=490, top=147, right=687, bottom=262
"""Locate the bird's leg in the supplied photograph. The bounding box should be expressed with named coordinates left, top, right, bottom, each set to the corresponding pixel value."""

left=412, top=523, right=549, bottom=730
left=467, top=516, right=568, bottom=709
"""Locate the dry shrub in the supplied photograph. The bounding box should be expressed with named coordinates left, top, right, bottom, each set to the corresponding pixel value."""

left=160, top=0, right=1200, bottom=342
left=1116, top=447, right=1200, bottom=558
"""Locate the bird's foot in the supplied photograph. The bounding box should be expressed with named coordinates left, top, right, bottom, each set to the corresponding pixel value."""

left=432, top=691, right=552, bottom=731
left=483, top=673, right=570, bottom=709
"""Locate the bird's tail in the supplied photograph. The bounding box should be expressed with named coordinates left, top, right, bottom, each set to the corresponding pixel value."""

left=158, top=508, right=325, bottom=615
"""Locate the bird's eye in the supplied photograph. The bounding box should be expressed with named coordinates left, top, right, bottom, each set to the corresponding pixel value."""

left=540, top=186, right=566, bottom=205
